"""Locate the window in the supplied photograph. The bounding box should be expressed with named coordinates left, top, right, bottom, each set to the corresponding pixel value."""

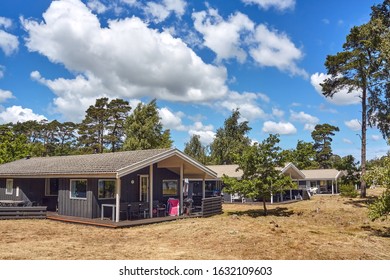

left=5, top=179, right=13, bottom=195
left=70, top=179, right=87, bottom=199
left=45, top=178, right=59, bottom=196
left=162, top=180, right=178, bottom=196
left=98, top=180, right=116, bottom=199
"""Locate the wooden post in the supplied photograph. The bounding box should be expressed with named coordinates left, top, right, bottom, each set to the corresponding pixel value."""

left=179, top=163, right=183, bottom=215
left=202, top=175, right=206, bottom=199
left=149, top=164, right=153, bottom=218
left=331, top=180, right=334, bottom=195
left=115, top=177, right=121, bottom=223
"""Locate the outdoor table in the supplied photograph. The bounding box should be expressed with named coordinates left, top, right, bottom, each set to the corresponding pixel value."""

left=101, top=203, right=116, bottom=221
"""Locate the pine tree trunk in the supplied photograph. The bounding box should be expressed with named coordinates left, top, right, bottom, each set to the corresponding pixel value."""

left=360, top=87, right=367, bottom=198
left=262, top=197, right=268, bottom=216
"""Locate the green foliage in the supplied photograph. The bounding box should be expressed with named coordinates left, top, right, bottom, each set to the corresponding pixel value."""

left=364, top=156, right=390, bottom=188
left=123, top=99, right=172, bottom=150
left=78, top=97, right=131, bottom=153
left=364, top=155, right=390, bottom=220
left=281, top=140, right=318, bottom=170
left=210, top=109, right=251, bottom=165
left=321, top=1, right=390, bottom=197
left=339, top=183, right=359, bottom=198
left=335, top=155, right=361, bottom=185
left=311, top=123, right=339, bottom=169
left=184, top=134, right=209, bottom=164
left=0, top=125, right=30, bottom=164
left=369, top=189, right=390, bottom=221
left=222, top=134, right=296, bottom=215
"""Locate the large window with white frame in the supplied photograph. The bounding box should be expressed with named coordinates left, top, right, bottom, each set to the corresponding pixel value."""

left=5, top=179, right=13, bottom=195
left=98, top=179, right=116, bottom=199
left=70, top=179, right=87, bottom=199
left=45, top=178, right=59, bottom=196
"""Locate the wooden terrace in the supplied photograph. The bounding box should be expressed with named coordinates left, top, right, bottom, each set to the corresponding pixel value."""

left=47, top=211, right=202, bottom=229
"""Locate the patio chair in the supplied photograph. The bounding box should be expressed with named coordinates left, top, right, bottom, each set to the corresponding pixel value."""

left=128, top=203, right=139, bottom=220
left=167, top=198, right=179, bottom=216
left=119, top=202, right=129, bottom=220
left=138, top=202, right=149, bottom=219
left=153, top=201, right=166, bottom=217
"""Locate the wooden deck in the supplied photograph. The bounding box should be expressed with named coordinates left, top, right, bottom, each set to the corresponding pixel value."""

left=47, top=212, right=201, bottom=229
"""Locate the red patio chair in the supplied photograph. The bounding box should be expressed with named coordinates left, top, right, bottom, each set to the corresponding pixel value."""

left=167, top=198, right=179, bottom=216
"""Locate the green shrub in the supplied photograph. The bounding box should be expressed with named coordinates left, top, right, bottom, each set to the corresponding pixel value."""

left=369, top=189, right=390, bottom=221
left=339, top=183, right=358, bottom=198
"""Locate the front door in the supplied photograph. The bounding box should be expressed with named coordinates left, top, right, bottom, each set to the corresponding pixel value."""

left=139, top=175, right=149, bottom=202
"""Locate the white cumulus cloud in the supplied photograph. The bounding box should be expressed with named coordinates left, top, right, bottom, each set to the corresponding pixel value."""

left=262, top=121, right=297, bottom=135
left=242, top=0, right=295, bottom=11
left=0, top=17, right=13, bottom=29
left=0, top=106, right=46, bottom=124
left=249, top=24, right=307, bottom=78
left=371, top=135, right=381, bottom=141
left=290, top=110, right=319, bottom=131
left=219, top=91, right=268, bottom=121
left=342, top=138, right=353, bottom=144
left=188, top=121, right=216, bottom=146
left=144, top=0, right=187, bottom=23
left=158, top=107, right=186, bottom=131
left=193, top=9, right=254, bottom=63
left=86, top=0, right=109, bottom=14
left=0, top=89, right=15, bottom=103
left=345, top=119, right=361, bottom=131
left=0, top=30, right=19, bottom=56
left=22, top=0, right=227, bottom=121
left=272, top=108, right=284, bottom=118
left=310, top=72, right=361, bottom=105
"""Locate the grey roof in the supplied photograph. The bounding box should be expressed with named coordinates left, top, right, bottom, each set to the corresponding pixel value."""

left=206, top=165, right=243, bottom=179
left=0, top=148, right=172, bottom=177
left=207, top=162, right=305, bottom=180
left=300, top=169, right=344, bottom=180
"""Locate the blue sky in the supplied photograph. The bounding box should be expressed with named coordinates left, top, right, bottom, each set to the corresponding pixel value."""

left=0, top=0, right=388, bottom=160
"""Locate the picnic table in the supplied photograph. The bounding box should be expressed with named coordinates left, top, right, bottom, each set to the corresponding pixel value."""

left=0, top=200, right=25, bottom=207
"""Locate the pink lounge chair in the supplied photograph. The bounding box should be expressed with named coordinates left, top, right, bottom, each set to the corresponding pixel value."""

left=167, top=198, right=179, bottom=216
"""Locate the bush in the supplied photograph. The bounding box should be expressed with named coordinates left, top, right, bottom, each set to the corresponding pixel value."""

left=339, top=183, right=358, bottom=198
left=369, top=189, right=390, bottom=221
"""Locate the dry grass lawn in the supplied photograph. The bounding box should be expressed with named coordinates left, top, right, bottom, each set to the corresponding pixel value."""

left=1, top=188, right=389, bottom=260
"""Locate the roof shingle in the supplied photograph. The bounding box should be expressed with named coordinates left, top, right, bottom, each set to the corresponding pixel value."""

left=0, top=148, right=172, bottom=177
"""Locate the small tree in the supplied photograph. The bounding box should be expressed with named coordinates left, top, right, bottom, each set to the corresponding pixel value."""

left=222, top=134, right=295, bottom=215
left=364, top=155, right=390, bottom=220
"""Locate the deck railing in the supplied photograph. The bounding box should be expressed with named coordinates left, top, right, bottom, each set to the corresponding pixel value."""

left=0, top=206, right=47, bottom=219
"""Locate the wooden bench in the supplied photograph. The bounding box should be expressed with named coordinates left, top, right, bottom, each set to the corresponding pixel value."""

left=0, top=206, right=47, bottom=219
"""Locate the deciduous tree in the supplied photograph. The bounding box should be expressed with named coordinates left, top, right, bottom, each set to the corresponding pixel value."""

left=222, top=134, right=295, bottom=215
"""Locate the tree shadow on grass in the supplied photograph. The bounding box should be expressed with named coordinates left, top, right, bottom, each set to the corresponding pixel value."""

left=343, top=196, right=378, bottom=208
left=227, top=207, right=294, bottom=218
left=361, top=225, right=390, bottom=238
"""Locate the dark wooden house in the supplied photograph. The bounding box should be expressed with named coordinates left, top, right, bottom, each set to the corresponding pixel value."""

left=0, top=148, right=217, bottom=222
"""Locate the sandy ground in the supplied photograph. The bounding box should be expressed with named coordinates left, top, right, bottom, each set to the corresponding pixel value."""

left=0, top=188, right=389, bottom=260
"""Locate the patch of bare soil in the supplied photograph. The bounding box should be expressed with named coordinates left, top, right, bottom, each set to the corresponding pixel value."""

left=0, top=188, right=389, bottom=260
